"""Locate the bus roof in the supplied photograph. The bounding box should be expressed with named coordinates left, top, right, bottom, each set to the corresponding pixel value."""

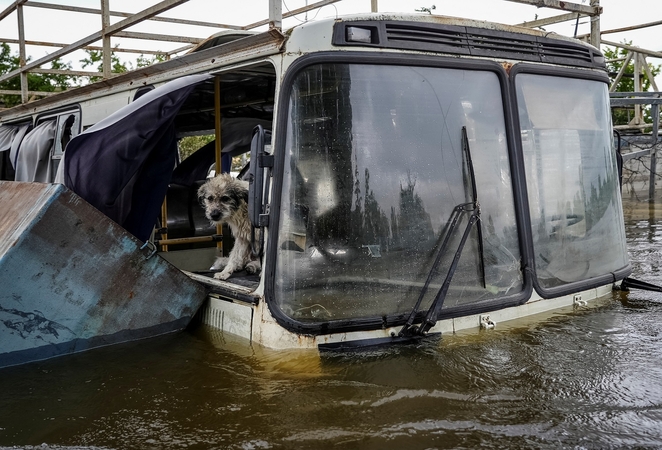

left=0, top=12, right=602, bottom=123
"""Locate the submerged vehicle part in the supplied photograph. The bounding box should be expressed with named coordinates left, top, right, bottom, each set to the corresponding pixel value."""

left=0, top=181, right=207, bottom=369
left=0, top=14, right=635, bottom=353
left=270, top=61, right=527, bottom=337
left=399, top=126, right=485, bottom=338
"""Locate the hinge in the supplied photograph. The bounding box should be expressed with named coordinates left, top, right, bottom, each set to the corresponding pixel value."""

left=259, top=154, right=274, bottom=168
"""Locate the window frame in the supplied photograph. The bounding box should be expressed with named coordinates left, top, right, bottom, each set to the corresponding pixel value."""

left=34, top=105, right=82, bottom=182
left=265, top=52, right=533, bottom=335
left=509, top=63, right=631, bottom=299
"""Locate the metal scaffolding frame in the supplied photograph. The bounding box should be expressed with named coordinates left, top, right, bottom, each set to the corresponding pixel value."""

left=2, top=1, right=659, bottom=192
left=600, top=29, right=662, bottom=200
left=0, top=0, right=342, bottom=103
left=611, top=93, right=661, bottom=199
left=0, top=0, right=605, bottom=106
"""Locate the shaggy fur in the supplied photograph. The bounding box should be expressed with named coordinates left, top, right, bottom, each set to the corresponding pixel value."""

left=198, top=173, right=260, bottom=280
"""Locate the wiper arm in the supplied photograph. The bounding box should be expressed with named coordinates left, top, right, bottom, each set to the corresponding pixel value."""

left=398, top=201, right=474, bottom=337
left=416, top=206, right=480, bottom=335
left=398, top=126, right=484, bottom=337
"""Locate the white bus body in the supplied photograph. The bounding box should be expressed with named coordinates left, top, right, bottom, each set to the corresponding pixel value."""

left=0, top=14, right=629, bottom=352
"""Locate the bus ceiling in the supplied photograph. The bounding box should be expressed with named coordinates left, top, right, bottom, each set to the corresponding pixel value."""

left=174, top=63, right=276, bottom=137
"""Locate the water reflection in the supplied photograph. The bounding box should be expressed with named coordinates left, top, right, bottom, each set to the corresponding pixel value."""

left=2, top=198, right=662, bottom=449
left=277, top=64, right=523, bottom=323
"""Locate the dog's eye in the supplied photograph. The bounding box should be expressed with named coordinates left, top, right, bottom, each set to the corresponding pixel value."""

left=220, top=195, right=231, bottom=202
left=206, top=195, right=214, bottom=202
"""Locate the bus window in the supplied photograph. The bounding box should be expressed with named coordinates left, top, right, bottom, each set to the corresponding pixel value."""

left=515, top=73, right=628, bottom=290
left=52, top=112, right=81, bottom=178
left=276, top=63, right=523, bottom=325
left=14, top=119, right=56, bottom=183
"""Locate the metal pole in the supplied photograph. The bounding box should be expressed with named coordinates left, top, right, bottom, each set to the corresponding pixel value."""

left=641, top=54, right=660, bottom=92
left=101, top=0, right=111, bottom=79
left=160, top=200, right=168, bottom=252
left=633, top=53, right=642, bottom=125
left=269, top=0, right=282, bottom=30
left=650, top=103, right=659, bottom=200
left=589, top=0, right=600, bottom=49
left=371, top=0, right=378, bottom=12
left=0, top=0, right=190, bottom=85
left=214, top=75, right=223, bottom=253
left=17, top=3, right=28, bottom=103
left=609, top=51, right=633, bottom=93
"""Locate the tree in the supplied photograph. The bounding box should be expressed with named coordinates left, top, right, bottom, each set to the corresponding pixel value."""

left=177, top=135, right=247, bottom=173
left=178, top=135, right=214, bottom=161
left=0, top=43, right=77, bottom=108
left=80, top=48, right=167, bottom=82
left=79, top=47, right=129, bottom=82
left=0, top=44, right=168, bottom=108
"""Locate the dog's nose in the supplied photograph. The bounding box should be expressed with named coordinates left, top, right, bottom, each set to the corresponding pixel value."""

left=210, top=211, right=222, bottom=221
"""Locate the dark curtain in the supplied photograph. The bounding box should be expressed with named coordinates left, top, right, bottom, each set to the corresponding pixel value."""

left=64, top=73, right=212, bottom=242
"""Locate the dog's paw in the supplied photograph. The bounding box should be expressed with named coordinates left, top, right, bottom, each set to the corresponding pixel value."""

left=245, top=261, right=261, bottom=275
left=210, top=257, right=229, bottom=271
left=214, top=271, right=231, bottom=280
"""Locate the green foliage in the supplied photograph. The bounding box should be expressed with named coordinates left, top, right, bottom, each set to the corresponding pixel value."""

left=604, top=42, right=661, bottom=126
left=178, top=135, right=214, bottom=161
left=0, top=43, right=168, bottom=107
left=79, top=47, right=129, bottom=82
left=0, top=43, right=77, bottom=107
left=604, top=43, right=660, bottom=92
left=79, top=48, right=167, bottom=82
left=178, top=135, right=249, bottom=173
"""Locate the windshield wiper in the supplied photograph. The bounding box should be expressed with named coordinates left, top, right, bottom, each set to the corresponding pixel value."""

left=399, top=126, right=485, bottom=337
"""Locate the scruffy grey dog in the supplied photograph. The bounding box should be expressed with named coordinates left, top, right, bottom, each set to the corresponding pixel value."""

left=198, top=173, right=260, bottom=280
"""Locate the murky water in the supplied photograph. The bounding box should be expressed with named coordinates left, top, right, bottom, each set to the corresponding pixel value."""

left=2, top=197, right=662, bottom=450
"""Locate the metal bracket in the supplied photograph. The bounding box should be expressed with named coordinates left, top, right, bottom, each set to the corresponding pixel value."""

left=480, top=315, right=496, bottom=330
left=140, top=240, right=158, bottom=259
left=573, top=294, right=587, bottom=307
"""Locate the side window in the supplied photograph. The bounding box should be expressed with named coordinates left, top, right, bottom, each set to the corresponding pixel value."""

left=133, top=86, right=154, bottom=101
left=52, top=111, right=81, bottom=181
left=16, top=109, right=80, bottom=183
left=0, top=122, right=30, bottom=181
left=54, top=112, right=81, bottom=156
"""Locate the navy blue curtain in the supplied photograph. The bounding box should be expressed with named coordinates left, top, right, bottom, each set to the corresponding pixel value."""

left=64, top=74, right=211, bottom=242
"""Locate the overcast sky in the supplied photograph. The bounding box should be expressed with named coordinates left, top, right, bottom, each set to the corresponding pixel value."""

left=0, top=0, right=660, bottom=78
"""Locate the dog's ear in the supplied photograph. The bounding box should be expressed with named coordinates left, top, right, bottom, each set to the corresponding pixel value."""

left=197, top=184, right=208, bottom=205
left=228, top=184, right=248, bottom=205
left=239, top=187, right=249, bottom=204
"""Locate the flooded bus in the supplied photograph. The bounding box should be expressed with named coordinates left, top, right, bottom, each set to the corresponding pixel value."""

left=0, top=13, right=630, bottom=354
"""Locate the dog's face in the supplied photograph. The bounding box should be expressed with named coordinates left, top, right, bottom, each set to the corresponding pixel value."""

left=198, top=173, right=249, bottom=224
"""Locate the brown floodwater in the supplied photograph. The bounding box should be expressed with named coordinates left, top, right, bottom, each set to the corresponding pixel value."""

left=2, top=196, right=662, bottom=450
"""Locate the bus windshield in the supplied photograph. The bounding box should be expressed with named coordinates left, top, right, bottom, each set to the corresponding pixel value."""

left=274, top=63, right=523, bottom=325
